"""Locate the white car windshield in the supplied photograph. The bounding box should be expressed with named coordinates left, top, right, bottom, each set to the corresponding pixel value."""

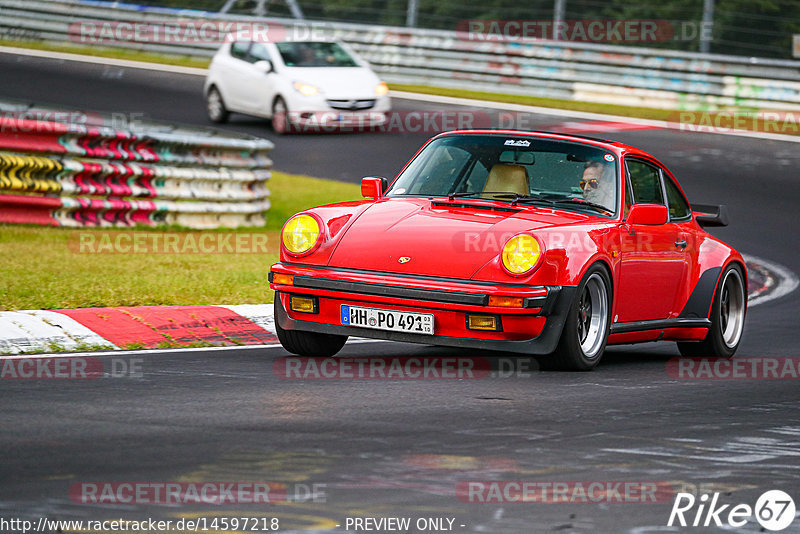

left=276, top=42, right=359, bottom=67
left=385, top=134, right=619, bottom=215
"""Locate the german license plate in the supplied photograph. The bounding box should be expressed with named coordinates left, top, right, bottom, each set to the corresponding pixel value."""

left=340, top=305, right=434, bottom=335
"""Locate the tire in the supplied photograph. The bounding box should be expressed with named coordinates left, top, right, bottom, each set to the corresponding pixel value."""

left=547, top=264, right=612, bottom=371
left=677, top=263, right=746, bottom=358
left=271, top=96, right=290, bottom=134
left=274, top=301, right=347, bottom=357
left=206, top=86, right=229, bottom=123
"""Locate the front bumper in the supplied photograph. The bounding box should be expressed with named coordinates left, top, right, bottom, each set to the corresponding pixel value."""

left=285, top=110, right=389, bottom=131
left=269, top=263, right=575, bottom=355
left=283, top=94, right=391, bottom=130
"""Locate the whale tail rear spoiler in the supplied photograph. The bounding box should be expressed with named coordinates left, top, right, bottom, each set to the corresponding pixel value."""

left=692, top=203, right=729, bottom=227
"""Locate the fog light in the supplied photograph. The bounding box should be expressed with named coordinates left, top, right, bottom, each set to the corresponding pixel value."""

left=488, top=296, right=523, bottom=308
left=272, top=273, right=294, bottom=285
left=467, top=314, right=500, bottom=331
left=290, top=296, right=317, bottom=314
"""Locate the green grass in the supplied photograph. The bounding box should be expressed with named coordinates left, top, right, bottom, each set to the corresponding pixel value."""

left=0, top=39, right=210, bottom=69
left=0, top=171, right=360, bottom=311
left=266, top=170, right=362, bottom=231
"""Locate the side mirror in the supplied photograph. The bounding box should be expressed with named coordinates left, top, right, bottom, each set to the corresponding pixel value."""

left=627, top=203, right=668, bottom=225
left=361, top=176, right=387, bottom=199
left=253, top=60, right=274, bottom=74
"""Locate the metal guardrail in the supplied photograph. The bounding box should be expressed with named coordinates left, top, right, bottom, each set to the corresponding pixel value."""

left=2, top=0, right=800, bottom=110
left=0, top=99, right=273, bottom=228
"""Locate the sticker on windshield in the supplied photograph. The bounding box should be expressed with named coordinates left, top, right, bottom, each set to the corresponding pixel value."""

left=604, top=154, right=615, bottom=162
left=504, top=139, right=531, bottom=147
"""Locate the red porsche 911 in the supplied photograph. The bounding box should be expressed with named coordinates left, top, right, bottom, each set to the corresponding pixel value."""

left=269, top=130, right=746, bottom=370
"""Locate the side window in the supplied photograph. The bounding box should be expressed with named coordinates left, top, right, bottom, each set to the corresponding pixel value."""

left=626, top=159, right=664, bottom=205
left=663, top=175, right=691, bottom=220
left=248, top=43, right=272, bottom=63
left=230, top=41, right=250, bottom=61
left=623, top=176, right=633, bottom=217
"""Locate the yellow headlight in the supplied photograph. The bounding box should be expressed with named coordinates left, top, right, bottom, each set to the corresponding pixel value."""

left=502, top=234, right=541, bottom=275
left=375, top=81, right=389, bottom=96
left=293, top=81, right=318, bottom=96
left=282, top=214, right=320, bottom=255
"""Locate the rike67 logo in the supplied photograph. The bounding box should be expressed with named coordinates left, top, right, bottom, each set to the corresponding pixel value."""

left=668, top=490, right=796, bottom=531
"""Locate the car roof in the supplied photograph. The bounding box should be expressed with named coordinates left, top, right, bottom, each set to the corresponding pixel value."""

left=232, top=39, right=341, bottom=45
left=432, top=129, right=651, bottom=157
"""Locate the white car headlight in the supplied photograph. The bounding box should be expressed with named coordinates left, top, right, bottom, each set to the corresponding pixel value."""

left=375, top=81, right=389, bottom=96
left=292, top=81, right=319, bottom=97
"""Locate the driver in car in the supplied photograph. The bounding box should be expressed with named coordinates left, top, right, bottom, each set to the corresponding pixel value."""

left=580, top=161, right=615, bottom=212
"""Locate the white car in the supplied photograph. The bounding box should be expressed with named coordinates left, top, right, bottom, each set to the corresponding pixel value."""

left=204, top=39, right=391, bottom=133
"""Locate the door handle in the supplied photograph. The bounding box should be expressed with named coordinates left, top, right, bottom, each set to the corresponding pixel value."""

left=674, top=239, right=687, bottom=249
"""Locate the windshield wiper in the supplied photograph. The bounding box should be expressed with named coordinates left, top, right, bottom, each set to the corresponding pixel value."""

left=447, top=191, right=484, bottom=200
left=446, top=191, right=526, bottom=200
left=553, top=198, right=613, bottom=214
left=489, top=193, right=559, bottom=207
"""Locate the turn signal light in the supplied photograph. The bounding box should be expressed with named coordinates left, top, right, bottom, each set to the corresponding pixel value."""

left=272, top=273, right=294, bottom=285
left=290, top=296, right=317, bottom=314
left=488, top=296, right=524, bottom=308
left=467, top=315, right=499, bottom=331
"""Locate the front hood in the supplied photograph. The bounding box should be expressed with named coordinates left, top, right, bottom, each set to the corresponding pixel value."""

left=285, top=67, right=380, bottom=99
left=326, top=198, right=590, bottom=279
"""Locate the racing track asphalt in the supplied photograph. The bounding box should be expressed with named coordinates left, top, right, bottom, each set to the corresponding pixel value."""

left=1, top=51, right=799, bottom=533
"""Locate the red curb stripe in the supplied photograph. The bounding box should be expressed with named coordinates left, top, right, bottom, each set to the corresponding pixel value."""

left=552, top=121, right=662, bottom=134
left=55, top=306, right=278, bottom=348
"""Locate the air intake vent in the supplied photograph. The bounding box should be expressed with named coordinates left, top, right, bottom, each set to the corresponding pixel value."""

left=431, top=202, right=520, bottom=213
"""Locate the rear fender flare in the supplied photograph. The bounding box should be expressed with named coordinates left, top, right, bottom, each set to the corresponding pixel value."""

left=680, top=260, right=748, bottom=319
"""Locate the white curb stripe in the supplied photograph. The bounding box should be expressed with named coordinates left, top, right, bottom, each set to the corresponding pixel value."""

left=744, top=254, right=800, bottom=307
left=0, top=310, right=116, bottom=354
left=216, top=304, right=275, bottom=333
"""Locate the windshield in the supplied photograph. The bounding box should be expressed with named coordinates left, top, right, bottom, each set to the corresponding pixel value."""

left=276, top=42, right=359, bottom=67
left=385, top=134, right=619, bottom=215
